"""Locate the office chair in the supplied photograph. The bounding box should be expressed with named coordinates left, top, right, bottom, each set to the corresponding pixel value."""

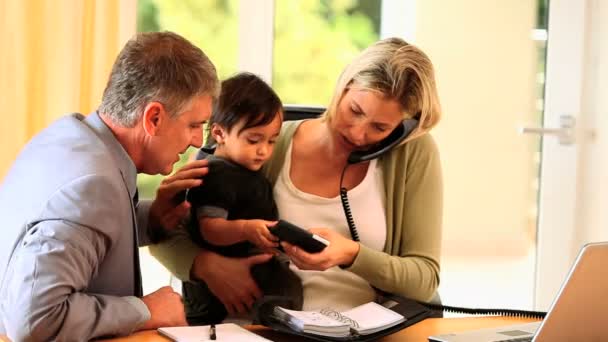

left=283, top=104, right=324, bottom=121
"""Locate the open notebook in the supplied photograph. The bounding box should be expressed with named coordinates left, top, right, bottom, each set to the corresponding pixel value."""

left=260, top=296, right=433, bottom=341
left=273, top=302, right=406, bottom=338
left=428, top=242, right=608, bottom=342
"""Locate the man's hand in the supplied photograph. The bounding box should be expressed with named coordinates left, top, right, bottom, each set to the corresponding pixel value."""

left=149, top=159, right=209, bottom=232
left=191, top=250, right=273, bottom=315
left=138, top=286, right=187, bottom=330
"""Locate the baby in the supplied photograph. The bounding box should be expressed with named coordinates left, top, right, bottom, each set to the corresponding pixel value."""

left=183, top=72, right=302, bottom=325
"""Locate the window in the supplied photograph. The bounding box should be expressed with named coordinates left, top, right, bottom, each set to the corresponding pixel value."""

left=273, top=1, right=380, bottom=105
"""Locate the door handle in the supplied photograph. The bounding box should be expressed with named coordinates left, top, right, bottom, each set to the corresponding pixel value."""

left=519, top=115, right=575, bottom=145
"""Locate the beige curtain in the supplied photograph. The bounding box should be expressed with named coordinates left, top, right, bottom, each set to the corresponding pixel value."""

left=0, top=0, right=136, bottom=181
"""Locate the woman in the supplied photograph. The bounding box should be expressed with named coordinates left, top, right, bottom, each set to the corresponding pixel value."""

left=150, top=37, right=442, bottom=314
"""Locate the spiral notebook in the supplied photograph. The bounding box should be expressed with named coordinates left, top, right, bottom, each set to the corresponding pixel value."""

left=261, top=296, right=433, bottom=341
left=274, top=302, right=406, bottom=337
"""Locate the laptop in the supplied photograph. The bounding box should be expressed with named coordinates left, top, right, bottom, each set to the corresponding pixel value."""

left=428, top=242, right=608, bottom=342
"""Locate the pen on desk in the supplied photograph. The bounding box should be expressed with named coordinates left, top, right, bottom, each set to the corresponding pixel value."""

left=209, top=324, right=217, bottom=340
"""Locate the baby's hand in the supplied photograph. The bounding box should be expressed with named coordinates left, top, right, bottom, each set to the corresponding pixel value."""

left=243, top=220, right=279, bottom=249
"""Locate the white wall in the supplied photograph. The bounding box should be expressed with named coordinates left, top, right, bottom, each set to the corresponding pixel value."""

left=575, top=0, right=608, bottom=248
left=414, top=0, right=539, bottom=256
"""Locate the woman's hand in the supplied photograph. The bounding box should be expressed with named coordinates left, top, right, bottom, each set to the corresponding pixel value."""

left=281, top=228, right=360, bottom=271
left=190, top=250, right=273, bottom=315
left=149, top=159, right=209, bottom=231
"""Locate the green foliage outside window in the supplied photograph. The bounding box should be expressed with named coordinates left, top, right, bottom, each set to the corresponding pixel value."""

left=273, top=0, right=379, bottom=104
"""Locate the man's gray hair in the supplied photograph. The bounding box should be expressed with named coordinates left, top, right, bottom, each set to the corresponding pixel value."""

left=99, top=31, right=220, bottom=127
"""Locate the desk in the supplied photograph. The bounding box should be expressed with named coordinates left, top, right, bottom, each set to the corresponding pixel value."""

left=99, top=316, right=539, bottom=341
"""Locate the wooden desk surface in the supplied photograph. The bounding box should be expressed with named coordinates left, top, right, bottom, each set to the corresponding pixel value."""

left=99, top=316, right=540, bottom=342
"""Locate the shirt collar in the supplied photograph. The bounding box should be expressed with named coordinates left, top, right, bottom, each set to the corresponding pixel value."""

left=83, top=111, right=138, bottom=199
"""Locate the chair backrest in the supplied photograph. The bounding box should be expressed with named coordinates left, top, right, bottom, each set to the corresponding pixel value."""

left=283, top=105, right=324, bottom=121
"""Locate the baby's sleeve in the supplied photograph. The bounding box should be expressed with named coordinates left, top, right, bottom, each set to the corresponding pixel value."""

left=186, top=165, right=237, bottom=218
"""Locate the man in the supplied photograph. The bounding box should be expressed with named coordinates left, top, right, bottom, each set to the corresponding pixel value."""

left=0, top=31, right=218, bottom=341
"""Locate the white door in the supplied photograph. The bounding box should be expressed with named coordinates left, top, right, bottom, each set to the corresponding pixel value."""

left=534, top=0, right=606, bottom=310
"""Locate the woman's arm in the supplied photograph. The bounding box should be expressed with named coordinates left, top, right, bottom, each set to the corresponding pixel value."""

left=148, top=231, right=273, bottom=315
left=348, top=134, right=443, bottom=301
left=148, top=230, right=202, bottom=282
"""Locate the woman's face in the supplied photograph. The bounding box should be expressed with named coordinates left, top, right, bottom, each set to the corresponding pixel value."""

left=331, top=87, right=404, bottom=153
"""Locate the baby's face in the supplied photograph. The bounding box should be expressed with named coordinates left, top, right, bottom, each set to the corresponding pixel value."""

left=218, top=112, right=282, bottom=171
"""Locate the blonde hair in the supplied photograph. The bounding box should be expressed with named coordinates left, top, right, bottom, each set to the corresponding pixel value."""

left=324, top=37, right=441, bottom=142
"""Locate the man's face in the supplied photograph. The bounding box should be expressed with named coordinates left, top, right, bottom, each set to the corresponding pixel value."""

left=214, top=112, right=282, bottom=171
left=145, top=95, right=212, bottom=175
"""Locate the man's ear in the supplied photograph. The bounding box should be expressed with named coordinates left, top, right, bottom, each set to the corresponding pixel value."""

left=211, top=123, right=227, bottom=144
left=142, top=102, right=165, bottom=136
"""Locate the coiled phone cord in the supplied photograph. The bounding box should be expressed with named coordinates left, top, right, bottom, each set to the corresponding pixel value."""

left=339, top=164, right=360, bottom=242
left=420, top=302, right=546, bottom=319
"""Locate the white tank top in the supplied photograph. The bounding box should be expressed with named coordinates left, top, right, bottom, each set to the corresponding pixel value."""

left=273, top=142, right=387, bottom=311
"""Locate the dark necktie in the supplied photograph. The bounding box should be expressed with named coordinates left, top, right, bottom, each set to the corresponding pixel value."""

left=132, top=189, right=143, bottom=297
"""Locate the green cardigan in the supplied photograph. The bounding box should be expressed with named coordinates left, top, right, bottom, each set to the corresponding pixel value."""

left=149, top=120, right=443, bottom=301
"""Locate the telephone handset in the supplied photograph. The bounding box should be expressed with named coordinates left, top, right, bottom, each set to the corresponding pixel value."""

left=340, top=118, right=419, bottom=242
left=347, top=118, right=419, bottom=164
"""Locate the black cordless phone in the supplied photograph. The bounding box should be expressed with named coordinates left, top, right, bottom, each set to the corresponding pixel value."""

left=271, top=220, right=329, bottom=253
left=347, top=119, right=419, bottom=164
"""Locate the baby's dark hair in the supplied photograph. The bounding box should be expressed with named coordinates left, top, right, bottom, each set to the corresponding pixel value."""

left=206, top=72, right=283, bottom=145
